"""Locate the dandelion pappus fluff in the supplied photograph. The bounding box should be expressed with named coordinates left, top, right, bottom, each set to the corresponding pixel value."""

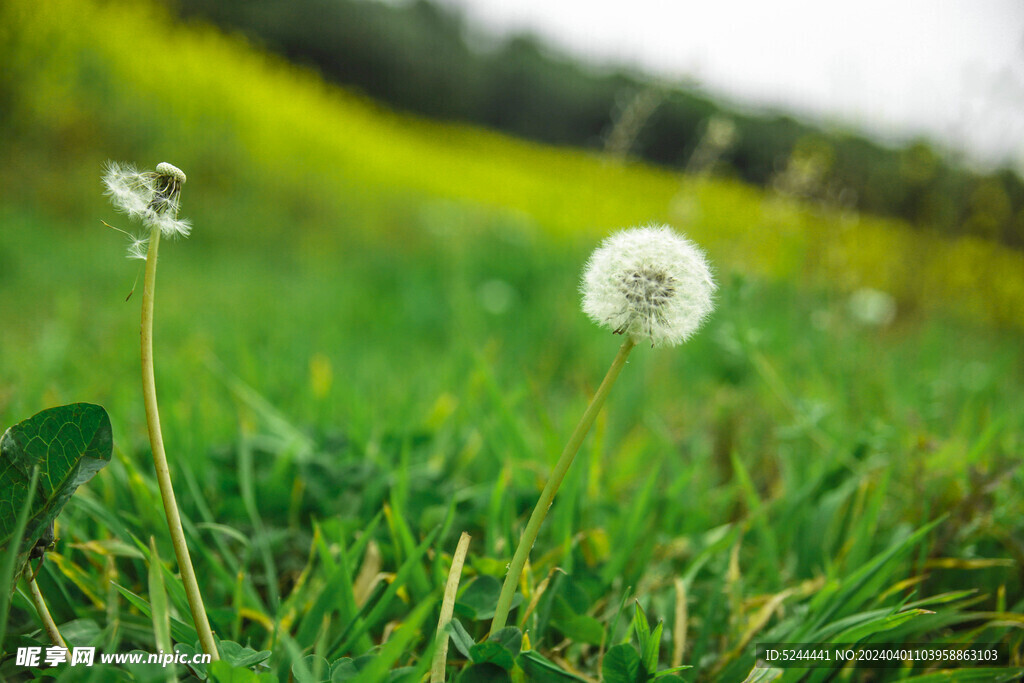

left=102, top=161, right=192, bottom=258
left=581, top=225, right=715, bottom=347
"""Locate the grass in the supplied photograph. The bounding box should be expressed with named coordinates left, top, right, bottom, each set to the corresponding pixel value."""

left=2, top=204, right=1022, bottom=680
left=1, top=0, right=1023, bottom=680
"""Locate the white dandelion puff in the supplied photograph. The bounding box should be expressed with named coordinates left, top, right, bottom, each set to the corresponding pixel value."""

left=102, top=161, right=192, bottom=255
left=847, top=287, right=896, bottom=327
left=581, top=225, right=715, bottom=347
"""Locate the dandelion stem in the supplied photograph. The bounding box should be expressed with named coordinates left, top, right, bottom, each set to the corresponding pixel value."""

left=27, top=575, right=66, bottom=650
left=141, top=227, right=220, bottom=660
left=491, top=337, right=636, bottom=633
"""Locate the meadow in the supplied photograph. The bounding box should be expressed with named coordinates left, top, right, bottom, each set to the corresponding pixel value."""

left=1, top=0, right=1023, bottom=681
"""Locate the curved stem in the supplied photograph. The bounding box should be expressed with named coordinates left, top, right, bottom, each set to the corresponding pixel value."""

left=142, top=228, right=220, bottom=660
left=431, top=532, right=472, bottom=683
left=490, top=337, right=636, bottom=633
left=27, top=574, right=66, bottom=650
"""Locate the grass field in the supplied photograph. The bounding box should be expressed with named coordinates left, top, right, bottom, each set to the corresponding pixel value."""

left=1, top=1, right=1023, bottom=681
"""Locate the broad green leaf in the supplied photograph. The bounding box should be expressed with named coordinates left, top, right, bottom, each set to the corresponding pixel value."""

left=516, top=651, right=586, bottom=683
left=558, top=574, right=599, bottom=614
left=328, top=655, right=380, bottom=683
left=447, top=617, right=477, bottom=659
left=550, top=596, right=604, bottom=645
left=0, top=403, right=113, bottom=582
left=330, top=659, right=359, bottom=682
left=487, top=627, right=523, bottom=656
left=455, top=575, right=521, bottom=620
left=172, top=644, right=208, bottom=679
left=208, top=660, right=277, bottom=683
left=457, top=663, right=512, bottom=683
left=292, top=655, right=330, bottom=683
left=603, top=644, right=644, bottom=683
left=469, top=641, right=515, bottom=671
left=217, top=640, right=273, bottom=669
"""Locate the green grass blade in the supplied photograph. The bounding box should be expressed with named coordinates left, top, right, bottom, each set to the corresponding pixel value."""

left=351, top=597, right=438, bottom=683
left=330, top=524, right=441, bottom=658
left=148, top=536, right=178, bottom=683
left=0, top=466, right=39, bottom=646
left=112, top=581, right=198, bottom=646
left=385, top=497, right=432, bottom=600
left=238, top=436, right=281, bottom=612
left=800, top=517, right=944, bottom=639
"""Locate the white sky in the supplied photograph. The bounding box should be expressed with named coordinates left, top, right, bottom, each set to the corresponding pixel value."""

left=435, top=0, right=1024, bottom=170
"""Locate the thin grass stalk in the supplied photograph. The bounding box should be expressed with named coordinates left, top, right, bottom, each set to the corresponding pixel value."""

left=672, top=577, right=687, bottom=668
left=141, top=227, right=219, bottom=659
left=432, top=532, right=472, bottom=683
left=491, top=337, right=636, bottom=633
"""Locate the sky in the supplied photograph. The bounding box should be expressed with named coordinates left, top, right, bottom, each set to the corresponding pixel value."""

left=435, top=0, right=1024, bottom=171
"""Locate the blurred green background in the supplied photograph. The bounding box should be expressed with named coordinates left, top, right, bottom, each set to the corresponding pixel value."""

left=1, top=0, right=1023, bottom=679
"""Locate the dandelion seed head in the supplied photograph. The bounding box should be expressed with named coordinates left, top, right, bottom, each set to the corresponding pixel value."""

left=102, top=161, right=193, bottom=256
left=155, top=162, right=186, bottom=184
left=581, top=225, right=715, bottom=347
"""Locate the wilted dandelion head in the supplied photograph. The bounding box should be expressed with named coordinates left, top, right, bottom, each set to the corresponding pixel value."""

left=103, top=162, right=192, bottom=258
left=581, top=225, right=715, bottom=347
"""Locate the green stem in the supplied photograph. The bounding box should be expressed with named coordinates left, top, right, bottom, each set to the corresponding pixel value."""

left=490, top=337, right=636, bottom=633
left=142, top=227, right=220, bottom=660
left=27, top=575, right=66, bottom=650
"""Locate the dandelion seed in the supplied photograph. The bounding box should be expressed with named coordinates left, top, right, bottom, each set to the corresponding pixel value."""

left=126, top=238, right=149, bottom=261
left=152, top=214, right=192, bottom=240
left=581, top=225, right=716, bottom=346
